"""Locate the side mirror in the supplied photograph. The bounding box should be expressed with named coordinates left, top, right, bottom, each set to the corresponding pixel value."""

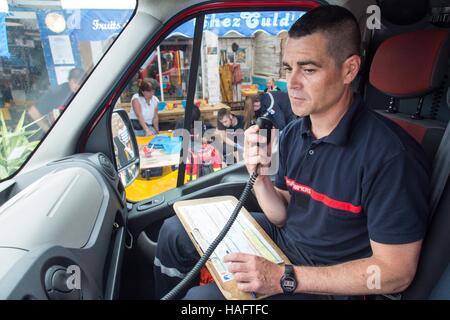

left=111, top=109, right=140, bottom=187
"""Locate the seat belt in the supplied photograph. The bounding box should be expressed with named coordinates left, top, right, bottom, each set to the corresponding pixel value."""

left=429, top=119, right=450, bottom=222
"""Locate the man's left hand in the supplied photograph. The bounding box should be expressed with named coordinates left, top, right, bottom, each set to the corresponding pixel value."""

left=224, top=253, right=284, bottom=296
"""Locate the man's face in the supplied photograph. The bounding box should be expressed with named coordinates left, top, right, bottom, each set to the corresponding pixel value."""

left=283, top=33, right=347, bottom=117
left=220, top=115, right=233, bottom=128
left=266, top=79, right=274, bottom=88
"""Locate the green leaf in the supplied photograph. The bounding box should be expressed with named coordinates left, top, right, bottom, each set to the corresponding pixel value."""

left=0, top=112, right=8, bottom=138
left=13, top=111, right=25, bottom=133
left=0, top=111, right=42, bottom=179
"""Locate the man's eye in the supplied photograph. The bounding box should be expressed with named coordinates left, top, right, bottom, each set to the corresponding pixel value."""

left=283, top=66, right=292, bottom=72
left=304, top=69, right=316, bottom=74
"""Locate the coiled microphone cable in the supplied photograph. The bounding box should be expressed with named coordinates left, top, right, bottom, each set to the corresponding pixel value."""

left=161, top=171, right=259, bottom=300
left=162, top=117, right=273, bottom=300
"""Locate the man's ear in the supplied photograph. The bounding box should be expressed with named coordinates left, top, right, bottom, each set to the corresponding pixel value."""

left=342, top=55, right=361, bottom=84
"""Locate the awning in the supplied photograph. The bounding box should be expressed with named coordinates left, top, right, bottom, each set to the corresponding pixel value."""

left=169, top=11, right=305, bottom=38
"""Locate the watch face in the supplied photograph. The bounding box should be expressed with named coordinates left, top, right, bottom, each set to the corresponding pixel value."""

left=282, top=276, right=297, bottom=292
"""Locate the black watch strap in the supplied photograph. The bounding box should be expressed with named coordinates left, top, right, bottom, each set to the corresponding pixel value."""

left=285, top=264, right=294, bottom=275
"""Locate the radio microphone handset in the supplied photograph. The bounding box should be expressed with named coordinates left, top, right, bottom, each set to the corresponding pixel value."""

left=161, top=117, right=274, bottom=300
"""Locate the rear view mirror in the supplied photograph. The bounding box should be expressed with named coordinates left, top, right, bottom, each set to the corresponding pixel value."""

left=111, top=109, right=140, bottom=187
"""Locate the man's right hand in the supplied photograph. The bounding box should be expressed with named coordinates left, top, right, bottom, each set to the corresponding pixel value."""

left=244, top=125, right=288, bottom=227
left=244, top=125, right=271, bottom=175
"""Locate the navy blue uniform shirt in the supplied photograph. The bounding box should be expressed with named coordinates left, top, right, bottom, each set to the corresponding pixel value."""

left=274, top=95, right=430, bottom=265
left=260, top=91, right=297, bottom=130
left=36, top=82, right=73, bottom=115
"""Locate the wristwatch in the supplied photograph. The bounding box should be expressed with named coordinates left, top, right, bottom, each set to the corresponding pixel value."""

left=280, top=264, right=297, bottom=294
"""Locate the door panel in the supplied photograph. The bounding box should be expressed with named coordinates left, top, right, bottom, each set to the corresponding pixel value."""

left=0, top=153, right=127, bottom=300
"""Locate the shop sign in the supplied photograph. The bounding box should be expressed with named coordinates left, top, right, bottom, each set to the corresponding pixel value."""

left=67, top=9, right=132, bottom=41
left=170, top=11, right=306, bottom=38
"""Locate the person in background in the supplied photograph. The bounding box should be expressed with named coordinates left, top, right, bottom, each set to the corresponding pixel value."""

left=147, top=77, right=161, bottom=97
left=0, top=81, right=13, bottom=108
left=129, top=79, right=159, bottom=136
left=176, top=105, right=220, bottom=180
left=217, top=108, right=245, bottom=145
left=260, top=90, right=297, bottom=130
left=175, top=104, right=212, bottom=137
left=216, top=108, right=245, bottom=162
left=28, top=68, right=84, bottom=131
left=244, top=92, right=297, bottom=131
left=243, top=94, right=263, bottom=129
left=264, top=78, right=280, bottom=92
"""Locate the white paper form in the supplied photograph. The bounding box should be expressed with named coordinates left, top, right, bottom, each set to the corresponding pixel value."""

left=48, top=35, right=75, bottom=65
left=177, top=200, right=283, bottom=282
left=54, top=66, right=75, bottom=85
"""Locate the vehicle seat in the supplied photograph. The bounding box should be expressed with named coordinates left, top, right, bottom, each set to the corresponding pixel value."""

left=368, top=29, right=450, bottom=299
left=369, top=29, right=449, bottom=163
left=403, top=92, right=450, bottom=300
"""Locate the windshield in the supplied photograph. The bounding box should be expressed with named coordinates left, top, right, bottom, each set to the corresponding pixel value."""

left=0, top=0, right=136, bottom=180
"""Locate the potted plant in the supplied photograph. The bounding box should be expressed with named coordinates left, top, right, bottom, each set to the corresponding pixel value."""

left=0, top=111, right=41, bottom=179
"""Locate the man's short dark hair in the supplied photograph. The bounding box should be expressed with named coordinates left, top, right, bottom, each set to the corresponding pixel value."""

left=217, top=108, right=231, bottom=121
left=288, top=5, right=361, bottom=65
left=68, top=68, right=84, bottom=83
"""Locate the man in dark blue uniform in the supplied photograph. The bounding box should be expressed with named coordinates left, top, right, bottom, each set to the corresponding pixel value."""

left=153, top=5, right=430, bottom=299
left=260, top=90, right=297, bottom=130
left=28, top=68, right=84, bottom=131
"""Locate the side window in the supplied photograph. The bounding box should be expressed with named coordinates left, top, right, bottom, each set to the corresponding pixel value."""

left=185, top=11, right=304, bottom=182
left=115, top=19, right=195, bottom=202
left=118, top=11, right=306, bottom=202
left=0, top=0, right=135, bottom=180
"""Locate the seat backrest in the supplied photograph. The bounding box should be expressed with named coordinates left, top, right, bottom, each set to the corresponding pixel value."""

left=369, top=29, right=450, bottom=299
left=370, top=29, right=450, bottom=98
left=369, top=29, right=450, bottom=162
left=374, top=111, right=445, bottom=163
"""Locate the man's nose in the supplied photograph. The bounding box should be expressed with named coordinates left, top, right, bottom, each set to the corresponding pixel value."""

left=288, top=70, right=304, bottom=90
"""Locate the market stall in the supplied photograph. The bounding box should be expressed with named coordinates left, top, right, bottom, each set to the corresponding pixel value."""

left=145, top=11, right=305, bottom=115
left=126, top=131, right=222, bottom=201
left=116, top=100, right=230, bottom=127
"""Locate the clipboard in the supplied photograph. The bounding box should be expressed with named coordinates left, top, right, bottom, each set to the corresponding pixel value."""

left=173, top=195, right=291, bottom=300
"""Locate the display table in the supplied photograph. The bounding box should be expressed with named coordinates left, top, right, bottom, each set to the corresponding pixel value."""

left=135, top=134, right=180, bottom=169
left=116, top=101, right=230, bottom=125
left=125, top=133, right=180, bottom=202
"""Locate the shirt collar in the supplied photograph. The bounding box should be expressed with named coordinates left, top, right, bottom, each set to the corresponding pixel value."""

left=300, top=94, right=364, bottom=146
